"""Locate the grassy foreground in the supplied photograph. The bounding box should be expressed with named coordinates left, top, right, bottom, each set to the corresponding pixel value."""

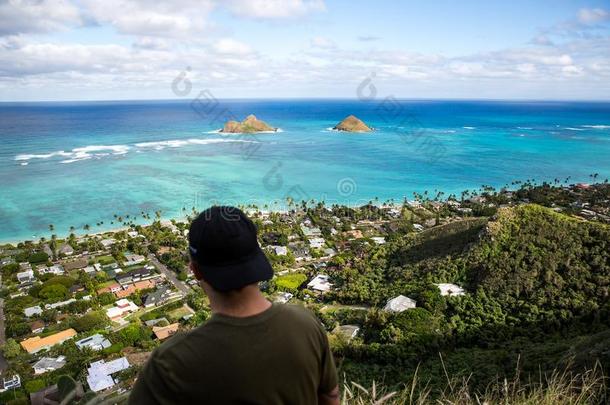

left=341, top=361, right=607, bottom=405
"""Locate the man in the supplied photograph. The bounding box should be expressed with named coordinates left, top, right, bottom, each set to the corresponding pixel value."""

left=130, top=206, right=339, bottom=404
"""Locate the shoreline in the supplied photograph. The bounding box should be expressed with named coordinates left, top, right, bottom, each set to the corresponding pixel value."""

left=1, top=180, right=604, bottom=247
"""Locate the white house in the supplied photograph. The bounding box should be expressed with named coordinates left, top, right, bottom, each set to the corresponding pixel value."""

left=436, top=283, right=466, bottom=297
left=124, top=253, right=145, bottom=266
left=308, top=237, right=325, bottom=249
left=86, top=357, right=130, bottom=392
left=45, top=298, right=77, bottom=310
left=0, top=375, right=21, bottom=392
left=307, top=274, right=333, bottom=293
left=384, top=295, right=417, bottom=312
left=275, top=292, right=293, bottom=304
left=39, top=264, right=65, bottom=275
left=106, top=299, right=139, bottom=320
left=16, top=270, right=35, bottom=284
left=100, top=238, right=116, bottom=248
left=33, top=356, right=67, bottom=374
left=24, top=305, right=43, bottom=317
left=413, top=224, right=424, bottom=231
left=371, top=236, right=386, bottom=245
left=271, top=246, right=288, bottom=256
left=59, top=244, right=74, bottom=256
left=76, top=334, right=111, bottom=351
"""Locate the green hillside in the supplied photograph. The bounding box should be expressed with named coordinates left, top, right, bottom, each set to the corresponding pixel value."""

left=332, top=205, right=610, bottom=396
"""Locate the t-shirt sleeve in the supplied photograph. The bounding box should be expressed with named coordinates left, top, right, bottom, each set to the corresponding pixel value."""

left=318, top=324, right=339, bottom=394
left=129, top=351, right=179, bottom=405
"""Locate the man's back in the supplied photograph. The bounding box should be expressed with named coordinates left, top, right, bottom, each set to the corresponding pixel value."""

left=129, top=303, right=337, bottom=404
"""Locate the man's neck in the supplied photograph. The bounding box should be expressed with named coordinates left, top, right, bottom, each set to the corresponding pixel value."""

left=209, top=285, right=272, bottom=318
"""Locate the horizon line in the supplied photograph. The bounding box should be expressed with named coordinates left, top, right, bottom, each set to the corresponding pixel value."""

left=2, top=96, right=610, bottom=104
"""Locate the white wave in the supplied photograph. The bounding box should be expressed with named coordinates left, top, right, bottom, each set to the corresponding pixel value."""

left=205, top=129, right=222, bottom=133
left=15, top=138, right=258, bottom=164
left=564, top=127, right=585, bottom=131
left=516, top=127, right=532, bottom=130
left=463, top=126, right=475, bottom=130
left=582, top=125, right=610, bottom=129
left=20, top=162, right=28, bottom=166
left=135, top=138, right=257, bottom=150
left=15, top=151, right=71, bottom=161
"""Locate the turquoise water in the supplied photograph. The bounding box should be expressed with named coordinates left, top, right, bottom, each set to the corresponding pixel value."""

left=1, top=99, right=609, bottom=242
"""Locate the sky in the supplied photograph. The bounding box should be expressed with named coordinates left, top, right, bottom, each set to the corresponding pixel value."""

left=0, top=0, right=609, bottom=101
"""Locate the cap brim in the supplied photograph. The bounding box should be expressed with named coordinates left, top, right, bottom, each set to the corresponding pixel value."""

left=201, top=248, right=274, bottom=292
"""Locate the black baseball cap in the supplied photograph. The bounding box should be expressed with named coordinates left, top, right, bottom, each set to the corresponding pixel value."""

left=188, top=206, right=273, bottom=292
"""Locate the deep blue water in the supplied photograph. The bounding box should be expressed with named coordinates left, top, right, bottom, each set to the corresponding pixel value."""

left=1, top=99, right=609, bottom=242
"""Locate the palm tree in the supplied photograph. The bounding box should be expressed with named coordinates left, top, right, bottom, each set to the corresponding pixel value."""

left=48, top=224, right=54, bottom=232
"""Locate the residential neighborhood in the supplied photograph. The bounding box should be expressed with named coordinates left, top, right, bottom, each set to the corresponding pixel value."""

left=0, top=181, right=609, bottom=403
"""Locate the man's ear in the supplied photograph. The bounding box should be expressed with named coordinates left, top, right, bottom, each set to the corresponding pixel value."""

left=190, top=261, right=203, bottom=280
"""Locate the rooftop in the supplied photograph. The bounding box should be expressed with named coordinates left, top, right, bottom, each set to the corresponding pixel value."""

left=20, top=329, right=77, bottom=354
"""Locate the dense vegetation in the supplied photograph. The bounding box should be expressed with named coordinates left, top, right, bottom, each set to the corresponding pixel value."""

left=328, top=205, right=610, bottom=396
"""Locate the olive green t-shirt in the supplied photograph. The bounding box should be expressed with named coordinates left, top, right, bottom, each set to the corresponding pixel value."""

left=129, top=303, right=338, bottom=404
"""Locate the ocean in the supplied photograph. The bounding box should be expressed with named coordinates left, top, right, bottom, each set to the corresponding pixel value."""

left=1, top=99, right=609, bottom=243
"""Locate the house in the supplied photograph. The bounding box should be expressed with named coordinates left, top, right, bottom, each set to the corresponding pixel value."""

left=20, top=328, right=77, bottom=354
left=58, top=244, right=74, bottom=256
left=97, top=283, right=122, bottom=295
left=42, top=244, right=53, bottom=257
left=333, top=324, right=360, bottom=341
left=144, top=286, right=179, bottom=308
left=24, top=305, right=43, bottom=317
left=144, top=317, right=170, bottom=327
left=33, top=356, right=67, bottom=374
left=270, top=246, right=288, bottom=256
left=407, top=200, right=422, bottom=208
left=127, top=231, right=140, bottom=238
left=83, top=265, right=97, bottom=275
left=274, top=292, right=293, bottom=304
left=62, top=258, right=88, bottom=271
left=86, top=357, right=130, bottom=392
left=413, top=223, right=424, bottom=231
left=116, top=267, right=157, bottom=286
left=115, top=279, right=156, bottom=299
left=307, top=274, right=333, bottom=293
left=435, top=283, right=466, bottom=297
left=0, top=375, right=21, bottom=392
left=100, top=238, right=116, bottom=248
left=75, top=334, right=111, bottom=351
left=371, top=236, right=386, bottom=245
left=39, top=264, right=65, bottom=275
left=17, top=270, right=35, bottom=284
left=30, top=320, right=45, bottom=334
left=106, top=299, right=139, bottom=320
left=308, top=237, right=325, bottom=249
left=45, top=298, right=76, bottom=310
left=301, top=225, right=322, bottom=237
left=152, top=323, right=180, bottom=340
left=124, top=253, right=145, bottom=266
left=383, top=295, right=417, bottom=313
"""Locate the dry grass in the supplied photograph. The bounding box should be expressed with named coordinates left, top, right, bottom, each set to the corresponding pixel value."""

left=341, top=357, right=607, bottom=405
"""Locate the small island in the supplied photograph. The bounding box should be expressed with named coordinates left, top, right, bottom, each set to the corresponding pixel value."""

left=333, top=115, right=372, bottom=132
left=220, top=114, right=277, bottom=133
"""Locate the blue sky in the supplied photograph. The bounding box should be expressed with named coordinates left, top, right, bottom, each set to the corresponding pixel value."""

left=0, top=0, right=609, bottom=101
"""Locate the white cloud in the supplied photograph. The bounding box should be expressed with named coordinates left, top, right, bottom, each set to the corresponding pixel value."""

left=0, top=0, right=81, bottom=36
left=577, top=8, right=610, bottom=25
left=81, top=0, right=215, bottom=37
left=226, top=0, right=325, bottom=19
left=213, top=38, right=252, bottom=55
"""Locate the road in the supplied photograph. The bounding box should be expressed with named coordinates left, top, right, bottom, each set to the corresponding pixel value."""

left=147, top=254, right=191, bottom=296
